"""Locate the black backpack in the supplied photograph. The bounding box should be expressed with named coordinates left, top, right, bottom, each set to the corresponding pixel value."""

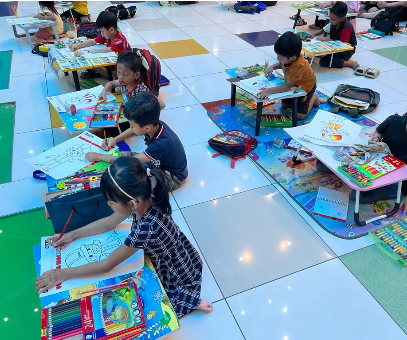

left=371, top=5, right=404, bottom=35
left=328, top=84, right=380, bottom=118
left=234, top=2, right=258, bottom=14
left=77, top=22, right=100, bottom=39
left=106, top=4, right=137, bottom=20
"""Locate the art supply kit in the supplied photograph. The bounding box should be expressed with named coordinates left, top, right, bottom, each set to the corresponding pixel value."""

left=338, top=155, right=405, bottom=187
left=245, top=100, right=274, bottom=110
left=369, top=217, right=407, bottom=265
left=41, top=282, right=146, bottom=340
left=90, top=102, right=123, bottom=128
left=261, top=114, right=292, bottom=127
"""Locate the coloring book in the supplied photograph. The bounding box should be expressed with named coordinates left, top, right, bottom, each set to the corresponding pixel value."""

left=25, top=131, right=115, bottom=179
left=313, top=187, right=349, bottom=222
left=301, top=110, right=362, bottom=147
left=40, top=224, right=144, bottom=297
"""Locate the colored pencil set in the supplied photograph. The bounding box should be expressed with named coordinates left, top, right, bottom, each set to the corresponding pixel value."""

left=261, top=114, right=292, bottom=127
left=90, top=102, right=123, bottom=128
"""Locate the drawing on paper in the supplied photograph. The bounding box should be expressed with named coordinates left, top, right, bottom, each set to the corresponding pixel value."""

left=320, top=115, right=349, bottom=141
left=65, top=230, right=125, bottom=267
left=33, top=144, right=91, bottom=172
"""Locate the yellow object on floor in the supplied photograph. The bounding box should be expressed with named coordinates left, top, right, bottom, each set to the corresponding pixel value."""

left=49, top=103, right=64, bottom=128
left=149, top=39, right=209, bottom=59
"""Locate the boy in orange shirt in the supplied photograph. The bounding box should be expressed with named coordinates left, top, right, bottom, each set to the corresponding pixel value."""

left=258, top=32, right=320, bottom=120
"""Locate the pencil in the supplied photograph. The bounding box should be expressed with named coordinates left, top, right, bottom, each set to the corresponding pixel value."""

left=57, top=210, right=74, bottom=241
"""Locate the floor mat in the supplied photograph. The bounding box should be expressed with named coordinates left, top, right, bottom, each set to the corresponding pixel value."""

left=149, top=39, right=209, bottom=59
left=0, top=50, right=12, bottom=90
left=0, top=209, right=54, bottom=339
left=236, top=30, right=281, bottom=48
left=205, top=93, right=403, bottom=239
left=0, top=103, right=15, bottom=184
left=341, top=245, right=407, bottom=333
left=371, top=46, right=407, bottom=67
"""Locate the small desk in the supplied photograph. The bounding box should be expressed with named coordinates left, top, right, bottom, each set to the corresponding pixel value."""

left=10, top=19, right=60, bottom=49
left=228, top=73, right=306, bottom=136
left=302, top=41, right=355, bottom=68
left=285, top=125, right=407, bottom=226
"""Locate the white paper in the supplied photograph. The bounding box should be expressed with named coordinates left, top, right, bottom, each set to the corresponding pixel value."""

left=39, top=224, right=144, bottom=297
left=83, top=51, right=117, bottom=59
left=7, top=17, right=40, bottom=25
left=25, top=131, right=113, bottom=179
left=47, top=85, right=104, bottom=112
left=301, top=110, right=362, bottom=147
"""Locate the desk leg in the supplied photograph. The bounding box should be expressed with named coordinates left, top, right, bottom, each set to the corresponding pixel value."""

left=329, top=53, right=334, bottom=68
left=354, top=182, right=402, bottom=226
left=231, top=83, right=236, bottom=107
left=255, top=101, right=263, bottom=137
left=293, top=9, right=301, bottom=30
left=291, top=97, right=298, bottom=127
left=72, top=71, right=81, bottom=91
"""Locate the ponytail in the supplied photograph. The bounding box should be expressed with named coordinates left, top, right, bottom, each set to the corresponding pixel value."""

left=117, top=49, right=152, bottom=92
left=101, top=157, right=171, bottom=216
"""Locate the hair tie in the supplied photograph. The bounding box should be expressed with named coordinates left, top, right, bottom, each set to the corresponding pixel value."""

left=108, top=166, right=135, bottom=200
left=132, top=48, right=150, bottom=71
left=146, top=168, right=156, bottom=197
left=146, top=167, right=152, bottom=177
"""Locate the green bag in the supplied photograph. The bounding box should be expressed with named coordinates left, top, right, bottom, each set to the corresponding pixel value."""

left=328, top=84, right=380, bottom=118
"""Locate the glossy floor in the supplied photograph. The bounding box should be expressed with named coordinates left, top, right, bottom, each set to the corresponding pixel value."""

left=1, top=1, right=407, bottom=339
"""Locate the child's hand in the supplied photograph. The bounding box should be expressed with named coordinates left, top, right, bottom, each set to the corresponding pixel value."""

left=36, top=269, right=66, bottom=294
left=74, top=50, right=83, bottom=57
left=85, top=152, right=104, bottom=162
left=103, top=138, right=116, bottom=151
left=98, top=91, right=107, bottom=102
left=400, top=197, right=407, bottom=215
left=265, top=65, right=274, bottom=77
left=257, top=88, right=273, bottom=99
left=47, top=233, right=74, bottom=249
left=369, top=136, right=382, bottom=143
left=70, top=44, right=79, bottom=52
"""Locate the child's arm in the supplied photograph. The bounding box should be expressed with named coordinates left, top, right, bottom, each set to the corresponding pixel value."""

left=129, top=152, right=151, bottom=164
left=35, top=12, right=56, bottom=21
left=312, top=29, right=325, bottom=37
left=36, top=244, right=139, bottom=293
left=71, top=39, right=96, bottom=52
left=157, top=97, right=165, bottom=110
left=372, top=130, right=384, bottom=142
left=264, top=61, right=282, bottom=77
left=98, top=80, right=121, bottom=101
left=257, top=80, right=295, bottom=99
left=400, top=196, right=407, bottom=215
left=88, top=47, right=115, bottom=54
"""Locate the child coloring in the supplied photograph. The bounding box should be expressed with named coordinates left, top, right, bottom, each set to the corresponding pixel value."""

left=35, top=1, right=64, bottom=41
left=35, top=157, right=213, bottom=319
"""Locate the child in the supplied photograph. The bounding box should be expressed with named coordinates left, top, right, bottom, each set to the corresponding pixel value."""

left=257, top=32, right=320, bottom=120
left=35, top=157, right=213, bottom=319
left=71, top=11, right=130, bottom=78
left=34, top=1, right=64, bottom=41
left=86, top=92, right=187, bottom=192
left=313, top=2, right=359, bottom=70
left=60, top=1, right=89, bottom=22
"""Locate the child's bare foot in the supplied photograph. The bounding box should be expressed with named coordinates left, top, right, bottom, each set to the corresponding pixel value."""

left=313, top=93, right=320, bottom=107
left=345, top=60, right=360, bottom=70
left=197, top=299, right=213, bottom=313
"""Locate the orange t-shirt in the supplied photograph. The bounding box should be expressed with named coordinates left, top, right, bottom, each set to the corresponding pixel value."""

left=281, top=54, right=316, bottom=93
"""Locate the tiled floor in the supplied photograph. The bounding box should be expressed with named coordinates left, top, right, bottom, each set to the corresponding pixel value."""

left=2, top=1, right=407, bottom=339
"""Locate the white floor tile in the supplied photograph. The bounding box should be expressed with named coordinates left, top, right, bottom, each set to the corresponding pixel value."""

left=0, top=178, right=47, bottom=217
left=159, top=78, right=200, bottom=109
left=219, top=21, right=269, bottom=35
left=195, top=34, right=253, bottom=53
left=179, top=24, right=231, bottom=39
left=172, top=143, right=270, bottom=208
left=160, top=104, right=221, bottom=147
left=45, top=71, right=74, bottom=97
left=0, top=74, right=47, bottom=102
left=357, top=38, right=400, bottom=51
left=121, top=30, right=146, bottom=47
left=138, top=27, right=190, bottom=43
left=376, top=68, right=407, bottom=96
left=52, top=127, right=72, bottom=146
left=165, top=300, right=244, bottom=340
left=168, top=15, right=213, bottom=28
left=163, top=54, right=227, bottom=78
left=227, top=259, right=407, bottom=340
left=251, top=17, right=296, bottom=30
left=368, top=101, right=407, bottom=123
left=10, top=55, right=45, bottom=77
left=156, top=6, right=200, bottom=18
left=203, top=12, right=253, bottom=24
left=354, top=50, right=407, bottom=72
left=214, top=47, right=276, bottom=68
left=129, top=9, right=164, bottom=20
left=14, top=97, right=51, bottom=134
left=188, top=4, right=234, bottom=15
left=12, top=129, right=54, bottom=181
left=384, top=32, right=407, bottom=46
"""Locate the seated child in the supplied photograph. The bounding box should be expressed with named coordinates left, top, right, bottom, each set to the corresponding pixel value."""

left=34, top=1, right=64, bottom=41
left=70, top=11, right=130, bottom=78
left=258, top=31, right=320, bottom=120
left=35, top=157, right=213, bottom=319
left=313, top=1, right=359, bottom=70
left=86, top=92, right=187, bottom=192
left=60, top=1, right=90, bottom=22
left=310, top=1, right=360, bottom=31
left=316, top=113, right=407, bottom=208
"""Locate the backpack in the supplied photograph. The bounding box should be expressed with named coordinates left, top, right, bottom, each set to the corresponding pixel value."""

left=77, top=22, right=100, bottom=39
left=131, top=48, right=161, bottom=95
left=32, top=44, right=49, bottom=57
left=208, top=130, right=258, bottom=169
left=106, top=4, right=137, bottom=20
left=328, top=84, right=380, bottom=118
left=371, top=5, right=404, bottom=35
left=234, top=1, right=267, bottom=14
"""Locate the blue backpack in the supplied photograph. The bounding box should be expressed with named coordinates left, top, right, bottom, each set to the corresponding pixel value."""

left=234, top=1, right=267, bottom=14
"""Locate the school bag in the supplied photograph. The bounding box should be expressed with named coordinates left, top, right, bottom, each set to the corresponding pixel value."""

left=208, top=130, right=258, bottom=169
left=131, top=48, right=161, bottom=95
left=106, top=4, right=137, bottom=20
left=77, top=22, right=100, bottom=39
left=234, top=1, right=267, bottom=14
left=328, top=84, right=380, bottom=118
left=370, top=5, right=404, bottom=35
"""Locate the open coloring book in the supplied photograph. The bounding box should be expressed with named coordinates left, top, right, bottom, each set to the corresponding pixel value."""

left=39, top=224, right=144, bottom=297
left=25, top=131, right=115, bottom=179
left=302, top=110, right=362, bottom=146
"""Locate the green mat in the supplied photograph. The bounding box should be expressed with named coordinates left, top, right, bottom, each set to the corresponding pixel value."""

left=372, top=45, right=407, bottom=67
left=0, top=209, right=54, bottom=339
left=341, top=245, right=407, bottom=333
left=0, top=50, right=12, bottom=90
left=0, top=103, right=15, bottom=184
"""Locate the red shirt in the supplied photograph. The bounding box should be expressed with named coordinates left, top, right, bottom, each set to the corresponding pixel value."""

left=95, top=31, right=130, bottom=54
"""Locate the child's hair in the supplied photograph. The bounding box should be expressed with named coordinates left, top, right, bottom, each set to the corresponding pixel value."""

left=123, top=92, right=160, bottom=127
left=39, top=1, right=58, bottom=15
left=101, top=157, right=171, bottom=216
left=274, top=31, right=302, bottom=58
left=330, top=1, right=348, bottom=18
left=117, top=50, right=149, bottom=90
left=96, top=11, right=118, bottom=30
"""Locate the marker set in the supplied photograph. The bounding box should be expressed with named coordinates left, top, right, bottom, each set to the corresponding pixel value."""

left=261, top=114, right=292, bottom=127
left=90, top=102, right=123, bottom=128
